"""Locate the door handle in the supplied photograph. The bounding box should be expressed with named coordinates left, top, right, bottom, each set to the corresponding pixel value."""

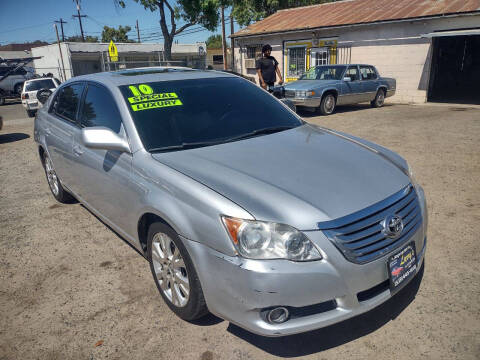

left=73, top=145, right=84, bottom=156
left=44, top=128, right=52, bottom=136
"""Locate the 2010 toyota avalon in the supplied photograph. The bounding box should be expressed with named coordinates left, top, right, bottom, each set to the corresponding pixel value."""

left=34, top=67, right=427, bottom=336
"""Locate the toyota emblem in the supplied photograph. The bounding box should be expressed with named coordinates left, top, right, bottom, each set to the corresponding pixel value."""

left=383, top=215, right=404, bottom=238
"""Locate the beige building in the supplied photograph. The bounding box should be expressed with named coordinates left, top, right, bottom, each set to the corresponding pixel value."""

left=231, top=0, right=480, bottom=104
left=206, top=48, right=232, bottom=70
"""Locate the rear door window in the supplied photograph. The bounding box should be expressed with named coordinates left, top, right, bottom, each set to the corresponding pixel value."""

left=52, top=83, right=84, bottom=124
left=25, top=79, right=56, bottom=92
left=360, top=66, right=377, bottom=80
left=80, top=83, right=122, bottom=133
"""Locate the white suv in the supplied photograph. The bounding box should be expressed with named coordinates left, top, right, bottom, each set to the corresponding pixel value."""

left=21, top=77, right=60, bottom=117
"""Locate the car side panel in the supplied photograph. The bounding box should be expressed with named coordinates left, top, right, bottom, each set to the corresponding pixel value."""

left=129, top=150, right=254, bottom=256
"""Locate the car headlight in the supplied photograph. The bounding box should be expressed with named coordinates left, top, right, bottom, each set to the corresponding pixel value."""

left=221, top=216, right=322, bottom=261
left=295, top=90, right=306, bottom=98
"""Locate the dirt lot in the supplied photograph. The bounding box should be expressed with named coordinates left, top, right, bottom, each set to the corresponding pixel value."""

left=1, top=102, right=479, bottom=360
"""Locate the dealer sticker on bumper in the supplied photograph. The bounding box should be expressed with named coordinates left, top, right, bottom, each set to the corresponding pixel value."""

left=388, top=242, right=417, bottom=292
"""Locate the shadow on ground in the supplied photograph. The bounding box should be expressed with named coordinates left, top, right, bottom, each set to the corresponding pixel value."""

left=0, top=133, right=30, bottom=144
left=299, top=103, right=394, bottom=118
left=227, top=263, right=424, bottom=357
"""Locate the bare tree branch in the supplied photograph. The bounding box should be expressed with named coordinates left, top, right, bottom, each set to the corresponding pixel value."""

left=174, top=23, right=194, bottom=35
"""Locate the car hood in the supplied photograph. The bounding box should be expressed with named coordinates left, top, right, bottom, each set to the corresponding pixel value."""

left=152, top=124, right=410, bottom=230
left=284, top=80, right=340, bottom=90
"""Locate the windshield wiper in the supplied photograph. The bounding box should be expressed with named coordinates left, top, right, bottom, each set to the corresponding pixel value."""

left=149, top=140, right=223, bottom=153
left=149, top=126, right=296, bottom=153
left=226, top=126, right=296, bottom=142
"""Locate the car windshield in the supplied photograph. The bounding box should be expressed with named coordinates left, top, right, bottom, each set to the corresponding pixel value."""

left=25, top=79, right=55, bottom=91
left=299, top=66, right=346, bottom=80
left=119, top=77, right=303, bottom=152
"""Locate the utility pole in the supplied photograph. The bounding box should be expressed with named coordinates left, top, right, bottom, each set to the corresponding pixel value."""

left=55, top=18, right=67, bottom=42
left=221, top=5, right=227, bottom=70
left=72, top=0, right=86, bottom=41
left=230, top=10, right=234, bottom=71
left=135, top=19, right=141, bottom=43
left=54, top=24, right=67, bottom=81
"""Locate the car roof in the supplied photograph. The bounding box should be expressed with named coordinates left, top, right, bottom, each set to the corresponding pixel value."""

left=25, top=77, right=56, bottom=83
left=67, top=67, right=236, bottom=88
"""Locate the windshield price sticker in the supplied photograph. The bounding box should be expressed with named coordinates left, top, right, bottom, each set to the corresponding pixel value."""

left=128, top=92, right=178, bottom=104
left=127, top=84, right=183, bottom=111
left=131, top=99, right=183, bottom=111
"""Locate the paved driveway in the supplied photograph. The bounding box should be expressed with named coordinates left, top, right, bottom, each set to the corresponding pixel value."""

left=1, top=103, right=479, bottom=359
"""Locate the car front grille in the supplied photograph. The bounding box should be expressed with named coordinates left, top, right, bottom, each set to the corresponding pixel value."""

left=319, top=185, right=422, bottom=264
left=284, top=90, right=296, bottom=98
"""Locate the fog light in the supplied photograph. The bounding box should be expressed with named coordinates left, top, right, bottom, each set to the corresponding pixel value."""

left=267, top=307, right=289, bottom=324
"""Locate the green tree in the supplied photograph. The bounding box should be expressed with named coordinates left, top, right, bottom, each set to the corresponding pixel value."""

left=118, top=0, right=220, bottom=60
left=232, top=0, right=336, bottom=26
left=66, top=35, right=99, bottom=42
left=206, top=34, right=224, bottom=48
left=101, top=25, right=134, bottom=43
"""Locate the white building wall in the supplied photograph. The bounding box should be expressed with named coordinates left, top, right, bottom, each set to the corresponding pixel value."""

left=32, top=43, right=72, bottom=81
left=233, top=14, right=480, bottom=103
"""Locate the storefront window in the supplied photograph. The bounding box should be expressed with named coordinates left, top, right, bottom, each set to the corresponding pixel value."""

left=287, top=47, right=306, bottom=77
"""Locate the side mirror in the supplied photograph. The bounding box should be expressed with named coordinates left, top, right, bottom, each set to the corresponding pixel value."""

left=343, top=77, right=351, bottom=82
left=81, top=127, right=131, bottom=153
left=37, top=88, right=53, bottom=104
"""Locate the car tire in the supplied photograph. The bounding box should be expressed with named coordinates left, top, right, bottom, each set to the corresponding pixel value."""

left=14, top=83, right=24, bottom=96
left=319, top=93, right=336, bottom=115
left=147, top=222, right=208, bottom=321
left=371, top=89, right=386, bottom=108
left=27, top=110, right=36, bottom=118
left=42, top=152, right=76, bottom=203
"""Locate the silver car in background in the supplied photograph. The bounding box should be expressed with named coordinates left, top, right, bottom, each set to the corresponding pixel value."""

left=34, top=68, right=426, bottom=336
left=284, top=64, right=396, bottom=115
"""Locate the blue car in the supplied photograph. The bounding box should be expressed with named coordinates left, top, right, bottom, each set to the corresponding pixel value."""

left=283, top=64, right=396, bottom=115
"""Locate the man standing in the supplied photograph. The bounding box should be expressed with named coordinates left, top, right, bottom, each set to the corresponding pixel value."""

left=256, top=44, right=283, bottom=90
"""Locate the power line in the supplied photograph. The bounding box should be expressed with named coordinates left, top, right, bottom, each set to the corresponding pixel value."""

left=54, top=19, right=68, bottom=42
left=72, top=0, right=87, bottom=41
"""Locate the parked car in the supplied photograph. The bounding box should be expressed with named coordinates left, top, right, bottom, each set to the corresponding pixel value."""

left=0, top=65, right=34, bottom=105
left=34, top=67, right=426, bottom=337
left=21, top=77, right=60, bottom=117
left=283, top=64, right=396, bottom=115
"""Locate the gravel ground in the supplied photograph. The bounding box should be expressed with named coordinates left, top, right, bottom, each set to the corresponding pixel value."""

left=0, top=102, right=479, bottom=360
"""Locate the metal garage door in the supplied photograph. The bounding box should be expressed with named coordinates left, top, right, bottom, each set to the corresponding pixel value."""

left=425, top=30, right=480, bottom=104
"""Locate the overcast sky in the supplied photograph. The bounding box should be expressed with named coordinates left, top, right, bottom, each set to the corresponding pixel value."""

left=0, top=0, right=240, bottom=45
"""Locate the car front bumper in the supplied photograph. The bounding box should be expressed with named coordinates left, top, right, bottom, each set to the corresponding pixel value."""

left=182, top=224, right=426, bottom=337
left=287, top=97, right=321, bottom=108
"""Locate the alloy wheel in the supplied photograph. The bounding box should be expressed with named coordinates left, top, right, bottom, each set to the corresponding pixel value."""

left=151, top=232, right=190, bottom=307
left=377, top=91, right=385, bottom=106
left=45, top=156, right=59, bottom=196
left=324, top=94, right=335, bottom=114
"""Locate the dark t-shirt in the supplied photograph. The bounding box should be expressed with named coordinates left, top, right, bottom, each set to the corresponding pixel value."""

left=256, top=56, right=279, bottom=84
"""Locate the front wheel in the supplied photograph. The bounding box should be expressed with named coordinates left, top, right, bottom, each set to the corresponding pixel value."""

left=371, top=89, right=386, bottom=108
left=147, top=222, right=208, bottom=321
left=27, top=110, right=36, bottom=118
left=42, top=153, right=76, bottom=203
left=319, top=93, right=336, bottom=115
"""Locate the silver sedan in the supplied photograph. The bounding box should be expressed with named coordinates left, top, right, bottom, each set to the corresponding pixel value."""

left=34, top=68, right=426, bottom=336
